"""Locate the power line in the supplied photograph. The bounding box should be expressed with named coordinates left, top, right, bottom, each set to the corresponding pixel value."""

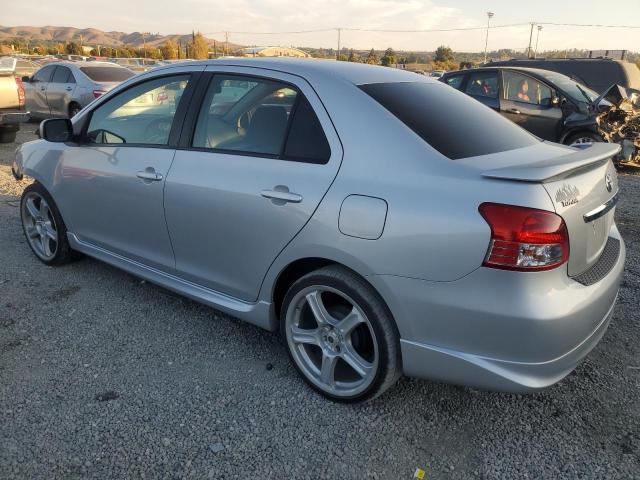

left=537, top=22, right=640, bottom=28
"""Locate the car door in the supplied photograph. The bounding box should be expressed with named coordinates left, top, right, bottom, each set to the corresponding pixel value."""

left=26, top=64, right=55, bottom=117
left=463, top=70, right=500, bottom=111
left=51, top=69, right=202, bottom=272
left=164, top=67, right=343, bottom=302
left=46, top=66, right=77, bottom=116
left=499, top=70, right=564, bottom=141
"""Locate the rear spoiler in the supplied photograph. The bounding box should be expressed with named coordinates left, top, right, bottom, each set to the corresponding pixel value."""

left=481, top=143, right=620, bottom=183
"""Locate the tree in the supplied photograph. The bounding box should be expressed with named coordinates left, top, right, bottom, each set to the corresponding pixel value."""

left=347, top=49, right=357, bottom=62
left=187, top=32, right=209, bottom=59
left=161, top=39, right=179, bottom=60
left=365, top=48, right=379, bottom=65
left=65, top=42, right=82, bottom=55
left=434, top=45, right=454, bottom=63
left=381, top=47, right=396, bottom=67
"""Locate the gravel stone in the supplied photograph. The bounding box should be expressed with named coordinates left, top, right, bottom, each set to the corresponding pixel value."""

left=1, top=124, right=639, bottom=478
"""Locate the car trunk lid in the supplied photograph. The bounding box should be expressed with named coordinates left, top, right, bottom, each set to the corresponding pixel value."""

left=478, top=142, right=620, bottom=276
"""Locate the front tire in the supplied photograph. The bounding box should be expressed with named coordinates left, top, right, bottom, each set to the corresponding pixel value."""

left=281, top=266, right=402, bottom=402
left=20, top=182, right=76, bottom=266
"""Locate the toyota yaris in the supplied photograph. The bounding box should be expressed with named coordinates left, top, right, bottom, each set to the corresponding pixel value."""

left=13, top=58, right=625, bottom=402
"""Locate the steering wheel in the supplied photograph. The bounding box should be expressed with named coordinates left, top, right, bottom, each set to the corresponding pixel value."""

left=143, top=117, right=173, bottom=144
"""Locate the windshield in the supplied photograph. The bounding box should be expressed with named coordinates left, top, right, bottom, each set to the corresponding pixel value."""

left=535, top=70, right=600, bottom=104
left=80, top=66, right=135, bottom=82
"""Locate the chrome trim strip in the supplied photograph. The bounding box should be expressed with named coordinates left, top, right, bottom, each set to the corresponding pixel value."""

left=583, top=193, right=619, bottom=223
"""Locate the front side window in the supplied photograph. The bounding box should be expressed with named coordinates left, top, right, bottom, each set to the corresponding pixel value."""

left=33, top=65, right=55, bottom=83
left=465, top=71, right=498, bottom=98
left=193, top=74, right=330, bottom=162
left=360, top=81, right=538, bottom=160
left=503, top=71, right=553, bottom=106
left=86, top=75, right=190, bottom=145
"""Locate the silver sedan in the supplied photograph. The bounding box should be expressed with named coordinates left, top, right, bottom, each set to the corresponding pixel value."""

left=13, top=59, right=625, bottom=402
left=23, top=61, right=135, bottom=119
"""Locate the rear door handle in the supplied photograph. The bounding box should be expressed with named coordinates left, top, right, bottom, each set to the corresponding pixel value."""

left=507, top=108, right=521, bottom=114
left=65, top=86, right=73, bottom=91
left=136, top=170, right=163, bottom=181
left=261, top=187, right=303, bottom=204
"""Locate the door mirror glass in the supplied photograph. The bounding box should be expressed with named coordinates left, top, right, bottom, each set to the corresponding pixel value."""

left=21, top=76, right=30, bottom=83
left=40, top=118, right=73, bottom=142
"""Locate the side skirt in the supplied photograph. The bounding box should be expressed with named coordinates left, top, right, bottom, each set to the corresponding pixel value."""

left=67, top=232, right=277, bottom=331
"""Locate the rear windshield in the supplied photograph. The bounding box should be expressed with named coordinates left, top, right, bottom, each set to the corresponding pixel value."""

left=80, top=66, right=134, bottom=82
left=359, top=82, right=539, bottom=159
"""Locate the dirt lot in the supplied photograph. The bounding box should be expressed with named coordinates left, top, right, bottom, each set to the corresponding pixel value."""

left=1, top=124, right=639, bottom=479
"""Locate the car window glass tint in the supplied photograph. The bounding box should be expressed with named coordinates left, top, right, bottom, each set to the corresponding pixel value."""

left=360, top=82, right=538, bottom=160
left=80, top=67, right=135, bottom=82
left=51, top=67, right=70, bottom=83
left=503, top=71, right=553, bottom=106
left=445, top=75, right=464, bottom=90
left=464, top=72, right=498, bottom=98
left=86, top=75, right=190, bottom=146
left=284, top=96, right=331, bottom=164
left=193, top=75, right=298, bottom=156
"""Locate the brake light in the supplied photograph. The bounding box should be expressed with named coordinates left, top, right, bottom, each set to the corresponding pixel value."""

left=479, top=203, right=569, bottom=271
left=15, top=77, right=25, bottom=107
left=93, top=89, right=107, bottom=98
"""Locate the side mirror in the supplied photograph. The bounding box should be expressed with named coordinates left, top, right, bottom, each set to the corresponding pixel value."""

left=551, top=96, right=560, bottom=106
left=40, top=118, right=73, bottom=142
left=21, top=76, right=30, bottom=83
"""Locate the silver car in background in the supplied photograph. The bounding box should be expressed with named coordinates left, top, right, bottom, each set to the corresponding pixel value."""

left=23, top=61, right=135, bottom=119
left=13, top=59, right=625, bottom=402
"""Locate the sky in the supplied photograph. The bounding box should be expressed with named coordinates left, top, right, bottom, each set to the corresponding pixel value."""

left=2, top=0, right=640, bottom=52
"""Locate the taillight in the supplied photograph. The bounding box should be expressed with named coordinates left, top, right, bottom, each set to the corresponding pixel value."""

left=93, top=90, right=107, bottom=98
left=15, top=77, right=25, bottom=107
left=479, top=203, right=569, bottom=271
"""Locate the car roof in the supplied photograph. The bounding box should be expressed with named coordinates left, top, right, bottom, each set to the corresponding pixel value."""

left=156, top=57, right=438, bottom=86
left=443, top=66, right=576, bottom=81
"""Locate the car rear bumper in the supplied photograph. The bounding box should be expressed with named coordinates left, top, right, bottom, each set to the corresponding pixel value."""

left=368, top=225, right=625, bottom=392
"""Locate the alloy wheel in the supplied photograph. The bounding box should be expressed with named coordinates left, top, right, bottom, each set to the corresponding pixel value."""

left=285, top=286, right=379, bottom=397
left=21, top=191, right=59, bottom=261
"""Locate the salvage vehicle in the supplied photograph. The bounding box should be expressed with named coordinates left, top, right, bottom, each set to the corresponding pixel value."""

left=441, top=66, right=640, bottom=166
left=485, top=57, right=640, bottom=93
left=23, top=61, right=135, bottom=119
left=13, top=59, right=625, bottom=402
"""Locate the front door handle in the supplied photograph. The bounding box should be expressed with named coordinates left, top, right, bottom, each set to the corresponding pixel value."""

left=136, top=170, right=163, bottom=182
left=261, top=186, right=303, bottom=204
left=507, top=108, right=521, bottom=114
left=65, top=86, right=73, bottom=91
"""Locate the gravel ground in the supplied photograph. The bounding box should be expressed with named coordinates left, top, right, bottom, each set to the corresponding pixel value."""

left=0, top=124, right=639, bottom=479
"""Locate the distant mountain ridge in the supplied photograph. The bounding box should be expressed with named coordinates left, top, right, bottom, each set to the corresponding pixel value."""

left=0, top=25, right=241, bottom=49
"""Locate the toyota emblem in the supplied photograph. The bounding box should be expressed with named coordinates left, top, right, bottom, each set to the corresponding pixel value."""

left=605, top=173, right=613, bottom=192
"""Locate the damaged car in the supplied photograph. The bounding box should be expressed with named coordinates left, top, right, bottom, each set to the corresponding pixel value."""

left=441, top=66, right=640, bottom=166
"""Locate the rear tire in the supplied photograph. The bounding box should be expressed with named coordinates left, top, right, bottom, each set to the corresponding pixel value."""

left=565, top=131, right=604, bottom=146
left=20, top=182, right=77, bottom=266
left=280, top=265, right=402, bottom=403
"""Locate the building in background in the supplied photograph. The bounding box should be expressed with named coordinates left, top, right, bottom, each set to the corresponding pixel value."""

left=238, top=46, right=309, bottom=58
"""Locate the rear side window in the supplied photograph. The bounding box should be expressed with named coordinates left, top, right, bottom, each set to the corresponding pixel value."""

left=284, top=96, right=331, bottom=163
left=80, top=66, right=134, bottom=82
left=359, top=82, right=538, bottom=159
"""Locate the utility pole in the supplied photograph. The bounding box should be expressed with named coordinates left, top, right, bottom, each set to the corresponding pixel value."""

left=336, top=28, right=341, bottom=61
left=534, top=25, right=543, bottom=58
left=224, top=31, right=229, bottom=56
left=483, top=12, right=494, bottom=64
left=527, top=23, right=535, bottom=58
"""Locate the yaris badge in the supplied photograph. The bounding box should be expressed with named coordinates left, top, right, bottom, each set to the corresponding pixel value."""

left=555, top=183, right=580, bottom=207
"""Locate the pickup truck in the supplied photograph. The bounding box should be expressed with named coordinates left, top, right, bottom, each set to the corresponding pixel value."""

left=0, top=57, right=30, bottom=143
